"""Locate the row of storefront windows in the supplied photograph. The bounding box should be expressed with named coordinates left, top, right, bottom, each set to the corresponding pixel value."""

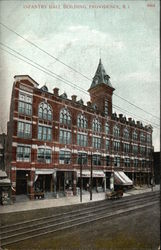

left=18, top=95, right=152, bottom=143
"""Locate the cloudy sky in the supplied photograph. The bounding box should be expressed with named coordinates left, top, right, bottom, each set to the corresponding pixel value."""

left=0, top=0, right=160, bottom=150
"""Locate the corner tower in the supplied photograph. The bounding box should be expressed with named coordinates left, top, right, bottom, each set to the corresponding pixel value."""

left=88, top=59, right=115, bottom=117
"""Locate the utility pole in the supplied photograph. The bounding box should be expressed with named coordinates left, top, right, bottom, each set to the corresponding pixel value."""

left=90, top=152, right=93, bottom=200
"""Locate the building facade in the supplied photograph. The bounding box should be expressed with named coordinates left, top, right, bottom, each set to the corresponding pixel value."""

left=6, top=60, right=154, bottom=200
left=0, top=133, right=7, bottom=171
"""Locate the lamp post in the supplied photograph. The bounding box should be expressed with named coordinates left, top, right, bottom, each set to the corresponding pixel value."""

left=90, top=152, right=93, bottom=200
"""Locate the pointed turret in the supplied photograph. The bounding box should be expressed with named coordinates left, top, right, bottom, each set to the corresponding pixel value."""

left=88, top=59, right=115, bottom=117
left=89, top=59, right=113, bottom=90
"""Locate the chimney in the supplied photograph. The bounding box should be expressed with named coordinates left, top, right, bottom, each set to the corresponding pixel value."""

left=128, top=118, right=132, bottom=122
left=119, top=114, right=123, bottom=119
left=53, top=87, right=59, bottom=96
left=71, top=95, right=77, bottom=102
left=87, top=101, right=91, bottom=107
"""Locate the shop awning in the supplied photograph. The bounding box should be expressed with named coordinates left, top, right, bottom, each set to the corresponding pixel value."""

left=77, top=170, right=105, bottom=178
left=114, top=171, right=133, bottom=186
left=35, top=170, right=54, bottom=175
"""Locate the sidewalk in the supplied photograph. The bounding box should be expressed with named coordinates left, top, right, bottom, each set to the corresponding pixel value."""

left=0, top=185, right=159, bottom=214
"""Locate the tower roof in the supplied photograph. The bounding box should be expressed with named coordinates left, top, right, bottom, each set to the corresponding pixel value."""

left=89, top=59, right=114, bottom=90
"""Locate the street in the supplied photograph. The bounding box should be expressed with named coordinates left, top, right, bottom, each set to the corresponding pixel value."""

left=7, top=202, right=159, bottom=250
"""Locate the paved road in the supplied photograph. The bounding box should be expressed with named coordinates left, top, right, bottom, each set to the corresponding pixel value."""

left=7, top=202, right=160, bottom=250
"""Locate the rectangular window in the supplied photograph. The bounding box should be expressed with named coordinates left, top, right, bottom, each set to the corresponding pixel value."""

left=17, top=122, right=32, bottom=138
left=77, top=153, right=87, bottom=165
left=59, top=150, right=71, bottom=164
left=37, top=148, right=52, bottom=163
left=140, top=146, right=146, bottom=156
left=93, top=154, right=101, bottom=166
left=105, top=139, right=110, bottom=150
left=132, top=145, right=138, bottom=154
left=18, top=93, right=32, bottom=116
left=123, top=143, right=130, bottom=153
left=77, top=134, right=88, bottom=147
left=92, top=136, right=101, bottom=149
left=59, top=130, right=71, bottom=144
left=17, top=145, right=31, bottom=162
left=133, top=159, right=138, bottom=168
left=113, top=141, right=120, bottom=152
left=106, top=156, right=110, bottom=166
left=124, top=158, right=130, bottom=167
left=114, top=157, right=120, bottom=167
left=38, top=125, right=52, bottom=141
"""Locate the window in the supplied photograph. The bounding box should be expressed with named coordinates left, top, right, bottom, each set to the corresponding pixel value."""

left=106, top=156, right=110, bottom=166
left=132, top=131, right=138, bottom=141
left=124, top=158, right=130, bottom=167
left=141, top=160, right=146, bottom=168
left=77, top=133, right=88, bottom=147
left=113, top=126, right=120, bottom=138
left=140, top=146, right=146, bottom=156
left=60, top=108, right=71, bottom=125
left=114, top=157, right=120, bottom=167
left=60, top=130, right=71, bottom=144
left=133, top=159, right=138, bottom=168
left=147, top=148, right=152, bottom=157
left=92, top=118, right=101, bottom=132
left=17, top=122, right=32, bottom=138
left=123, top=128, right=129, bottom=139
left=59, top=150, right=71, bottom=164
left=105, top=139, right=110, bottom=150
left=77, top=153, right=87, bottom=165
left=18, top=93, right=32, bottom=116
left=93, top=154, right=101, bottom=166
left=38, top=102, right=52, bottom=121
left=113, top=141, right=120, bottom=152
left=17, top=145, right=31, bottom=162
left=105, top=123, right=109, bottom=134
left=37, top=148, right=52, bottom=163
left=132, top=145, right=138, bottom=154
left=77, top=114, right=87, bottom=129
left=140, top=132, right=146, bottom=143
left=104, top=99, right=108, bottom=116
left=123, top=143, right=130, bottom=153
left=92, top=136, right=101, bottom=149
left=147, top=134, right=151, bottom=144
left=38, top=125, right=52, bottom=141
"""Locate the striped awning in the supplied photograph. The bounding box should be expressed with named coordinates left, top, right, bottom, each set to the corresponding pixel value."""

left=114, top=171, right=133, bottom=186
left=77, top=170, right=105, bottom=178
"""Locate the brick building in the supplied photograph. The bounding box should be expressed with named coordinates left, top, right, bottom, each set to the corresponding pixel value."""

left=6, top=59, right=154, bottom=200
left=0, top=133, right=7, bottom=171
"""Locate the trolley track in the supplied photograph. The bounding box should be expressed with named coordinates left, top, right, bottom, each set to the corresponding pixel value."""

left=0, top=191, right=159, bottom=247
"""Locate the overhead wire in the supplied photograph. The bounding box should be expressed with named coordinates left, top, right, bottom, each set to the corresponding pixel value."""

left=0, top=43, right=159, bottom=130
left=0, top=22, right=159, bottom=121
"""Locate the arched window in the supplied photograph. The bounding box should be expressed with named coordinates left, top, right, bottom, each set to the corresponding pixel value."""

left=113, top=125, right=120, bottom=138
left=60, top=108, right=71, bottom=125
left=38, top=102, right=52, bottom=121
left=105, top=122, right=109, bottom=134
left=92, top=118, right=101, bottom=132
left=77, top=114, right=87, bottom=129
left=123, top=128, right=129, bottom=139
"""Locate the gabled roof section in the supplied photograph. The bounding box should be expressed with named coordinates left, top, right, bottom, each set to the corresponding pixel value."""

left=14, top=75, right=39, bottom=88
left=89, top=59, right=114, bottom=90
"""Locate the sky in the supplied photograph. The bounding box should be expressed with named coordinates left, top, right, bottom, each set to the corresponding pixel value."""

left=0, top=0, right=160, bottom=151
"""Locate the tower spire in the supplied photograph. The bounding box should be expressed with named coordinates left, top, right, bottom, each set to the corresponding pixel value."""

left=89, top=59, right=113, bottom=90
